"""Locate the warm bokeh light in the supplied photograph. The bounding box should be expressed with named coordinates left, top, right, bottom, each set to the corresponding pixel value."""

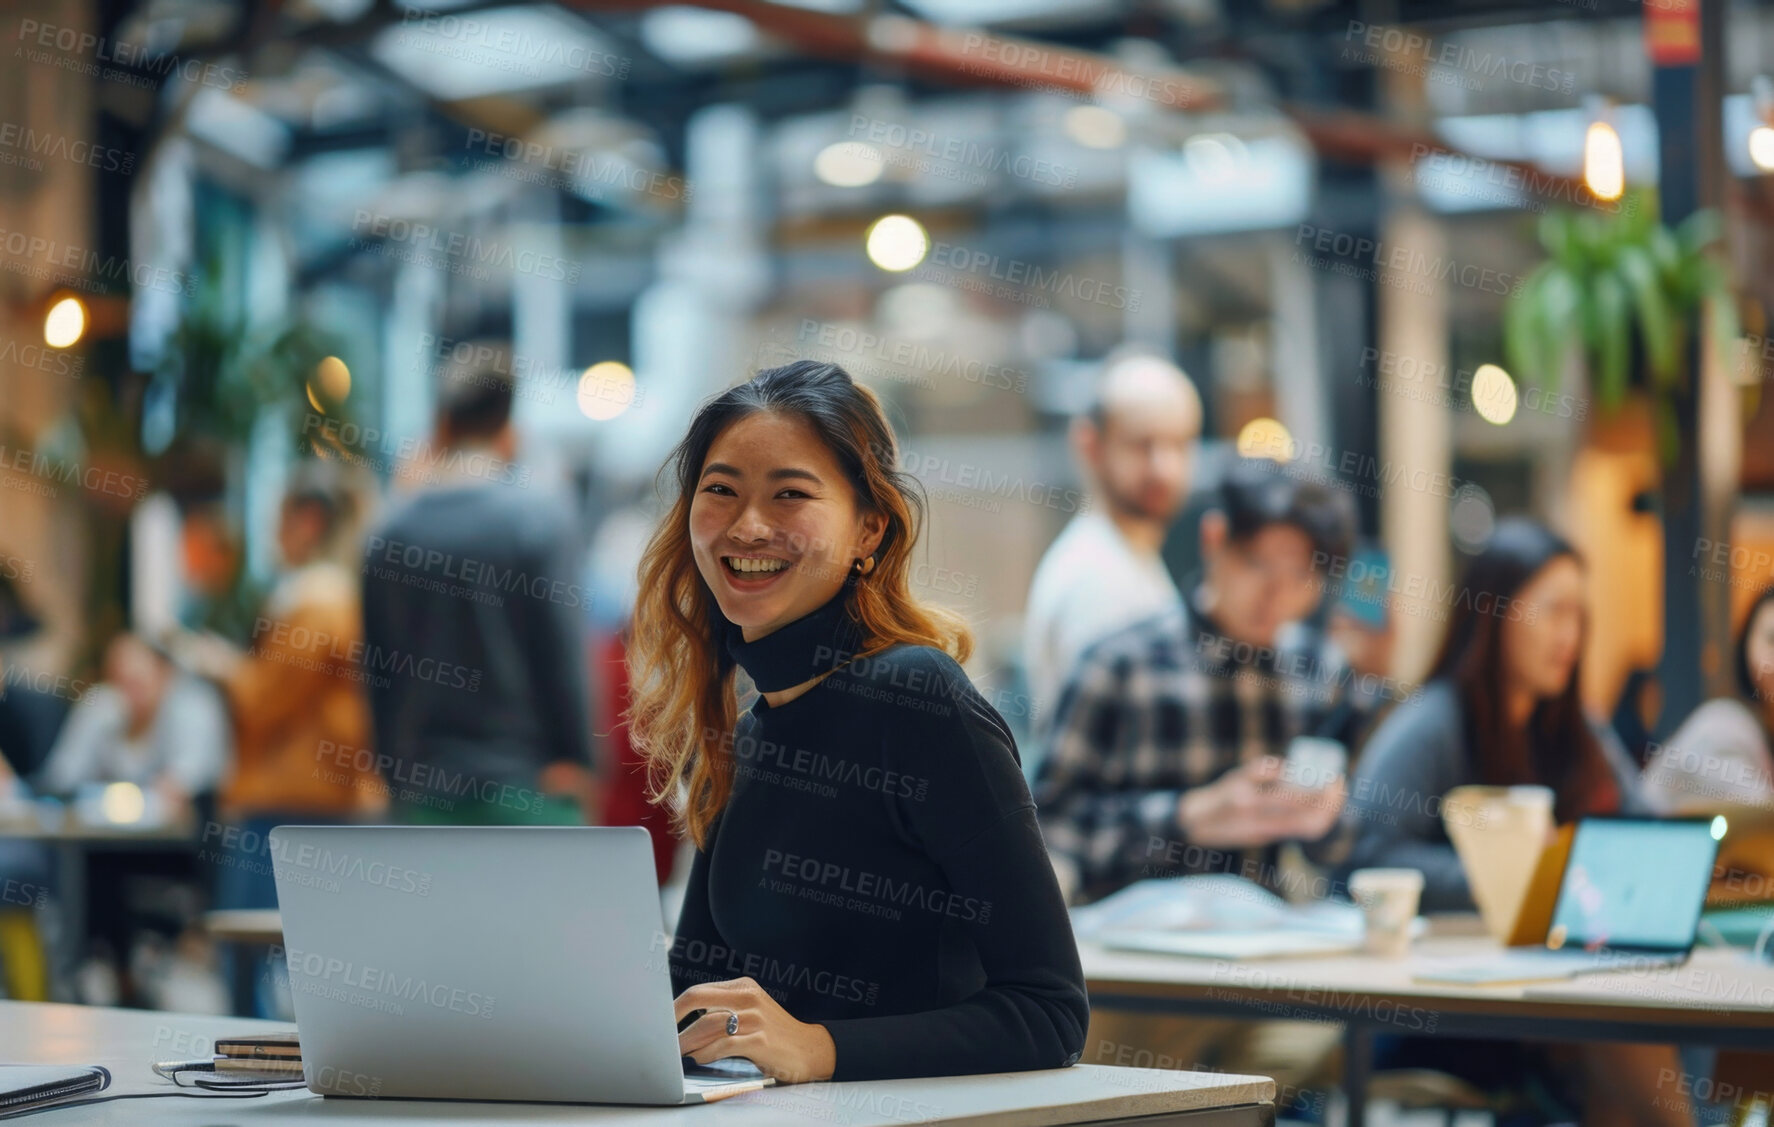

left=814, top=141, right=884, bottom=187
left=307, top=355, right=351, bottom=414
left=1582, top=120, right=1624, bottom=201
left=1749, top=126, right=1774, bottom=173
left=44, top=296, right=86, bottom=348
left=100, top=782, right=146, bottom=825
left=1471, top=364, right=1518, bottom=426
left=865, top=214, right=929, bottom=272
left=1064, top=105, right=1126, bottom=150
left=578, top=361, right=637, bottom=421
left=1236, top=417, right=1294, bottom=462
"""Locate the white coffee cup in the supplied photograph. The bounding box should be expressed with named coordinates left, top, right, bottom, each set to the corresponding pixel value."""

left=1349, top=868, right=1424, bottom=958
left=1282, top=737, right=1348, bottom=791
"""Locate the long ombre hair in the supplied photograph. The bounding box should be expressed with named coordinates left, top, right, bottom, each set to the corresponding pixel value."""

left=626, top=361, right=972, bottom=848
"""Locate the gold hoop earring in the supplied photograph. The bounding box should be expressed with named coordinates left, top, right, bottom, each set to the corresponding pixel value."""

left=852, top=556, right=876, bottom=577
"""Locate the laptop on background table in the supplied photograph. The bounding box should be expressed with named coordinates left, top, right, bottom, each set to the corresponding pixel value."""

left=1414, top=817, right=1722, bottom=986
left=270, top=825, right=772, bottom=1105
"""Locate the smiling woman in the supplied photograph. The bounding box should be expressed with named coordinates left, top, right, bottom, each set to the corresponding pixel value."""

left=626, top=360, right=1088, bottom=1085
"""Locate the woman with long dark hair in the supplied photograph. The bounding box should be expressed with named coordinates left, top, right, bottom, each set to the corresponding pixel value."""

left=1346, top=518, right=1679, bottom=1127
left=627, top=360, right=1088, bottom=1084
left=1345, top=517, right=1641, bottom=908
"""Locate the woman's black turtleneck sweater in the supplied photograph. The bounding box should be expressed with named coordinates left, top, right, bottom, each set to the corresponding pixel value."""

left=667, top=581, right=1089, bottom=1082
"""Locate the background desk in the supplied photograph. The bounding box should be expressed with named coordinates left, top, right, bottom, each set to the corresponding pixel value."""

left=0, top=819, right=198, bottom=995
left=2, top=1000, right=1276, bottom=1126
left=1081, top=927, right=1774, bottom=1127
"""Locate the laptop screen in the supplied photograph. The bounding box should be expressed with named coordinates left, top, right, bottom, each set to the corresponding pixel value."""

left=1548, top=818, right=1719, bottom=953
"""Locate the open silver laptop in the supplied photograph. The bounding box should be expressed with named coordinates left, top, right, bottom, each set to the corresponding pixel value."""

left=269, top=825, right=772, bottom=1105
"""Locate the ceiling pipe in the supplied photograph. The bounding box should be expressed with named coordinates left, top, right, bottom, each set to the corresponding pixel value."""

left=566, top=0, right=1596, bottom=207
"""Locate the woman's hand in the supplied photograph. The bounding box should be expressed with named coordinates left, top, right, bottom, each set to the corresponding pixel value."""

left=674, top=977, right=836, bottom=1084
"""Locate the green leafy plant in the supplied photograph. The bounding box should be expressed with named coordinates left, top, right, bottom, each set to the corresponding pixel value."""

left=152, top=254, right=350, bottom=457
left=1504, top=191, right=1740, bottom=462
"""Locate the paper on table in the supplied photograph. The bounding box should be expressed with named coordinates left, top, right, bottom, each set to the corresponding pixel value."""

left=1077, top=873, right=1388, bottom=930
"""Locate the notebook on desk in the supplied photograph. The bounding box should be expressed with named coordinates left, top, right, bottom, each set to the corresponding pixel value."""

left=0, top=1065, right=110, bottom=1117
left=1413, top=817, right=1721, bottom=986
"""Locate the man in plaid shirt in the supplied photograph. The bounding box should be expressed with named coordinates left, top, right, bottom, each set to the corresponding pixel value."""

left=1035, top=457, right=1366, bottom=906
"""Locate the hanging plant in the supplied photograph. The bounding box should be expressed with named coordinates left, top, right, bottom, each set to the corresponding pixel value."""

left=1503, top=190, right=1742, bottom=464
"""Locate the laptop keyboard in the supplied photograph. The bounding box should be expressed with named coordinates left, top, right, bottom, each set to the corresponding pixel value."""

left=682, top=1057, right=765, bottom=1081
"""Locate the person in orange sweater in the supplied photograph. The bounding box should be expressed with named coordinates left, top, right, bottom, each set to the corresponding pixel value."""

left=187, top=460, right=382, bottom=1013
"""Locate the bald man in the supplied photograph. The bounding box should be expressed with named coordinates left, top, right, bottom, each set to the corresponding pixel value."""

left=1022, top=353, right=1202, bottom=762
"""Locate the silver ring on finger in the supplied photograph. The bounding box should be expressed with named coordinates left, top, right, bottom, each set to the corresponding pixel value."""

left=707, top=1007, right=739, bottom=1035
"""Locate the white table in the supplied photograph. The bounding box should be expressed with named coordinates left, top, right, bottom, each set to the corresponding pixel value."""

left=1, top=1001, right=1277, bottom=1126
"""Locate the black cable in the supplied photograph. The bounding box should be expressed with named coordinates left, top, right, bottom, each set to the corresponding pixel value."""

left=0, top=1063, right=307, bottom=1121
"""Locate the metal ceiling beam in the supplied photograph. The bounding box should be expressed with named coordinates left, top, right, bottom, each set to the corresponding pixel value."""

left=560, top=0, right=1596, bottom=211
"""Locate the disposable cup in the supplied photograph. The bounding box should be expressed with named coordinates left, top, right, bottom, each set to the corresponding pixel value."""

left=1349, top=867, right=1424, bottom=958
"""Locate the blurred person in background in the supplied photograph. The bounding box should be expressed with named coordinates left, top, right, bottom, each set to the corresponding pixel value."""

left=184, top=458, right=384, bottom=1014
left=1643, top=585, right=1774, bottom=937
left=1022, top=353, right=1202, bottom=768
left=0, top=753, right=50, bottom=1001
left=1343, top=517, right=1670, bottom=1127
left=1642, top=584, right=1774, bottom=814
left=586, top=507, right=679, bottom=883
left=35, top=632, right=230, bottom=1002
left=360, top=341, right=595, bottom=826
left=1035, top=456, right=1359, bottom=905
left=22, top=626, right=231, bottom=1008
left=38, top=632, right=228, bottom=814
left=0, top=574, right=58, bottom=1002
left=0, top=574, right=66, bottom=781
left=161, top=438, right=269, bottom=648
left=1344, top=518, right=1642, bottom=907
left=632, top=360, right=1087, bottom=1084
left=1033, top=456, right=1358, bottom=1098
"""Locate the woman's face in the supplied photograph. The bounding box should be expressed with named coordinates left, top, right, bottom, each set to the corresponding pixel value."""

left=690, top=411, right=885, bottom=642
left=1746, top=602, right=1774, bottom=708
left=1501, top=555, right=1586, bottom=701
left=277, top=499, right=324, bottom=567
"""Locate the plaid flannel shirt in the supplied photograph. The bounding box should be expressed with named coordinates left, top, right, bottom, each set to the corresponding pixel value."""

left=1033, top=589, right=1358, bottom=905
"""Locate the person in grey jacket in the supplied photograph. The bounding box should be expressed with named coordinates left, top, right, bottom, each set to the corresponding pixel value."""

left=1344, top=518, right=1679, bottom=1127
left=360, top=342, right=596, bottom=825
left=1346, top=518, right=1644, bottom=911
